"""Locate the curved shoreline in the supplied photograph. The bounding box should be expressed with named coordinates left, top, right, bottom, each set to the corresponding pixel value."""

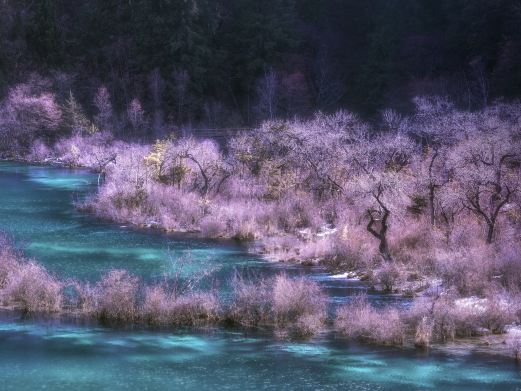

left=0, top=159, right=519, bottom=362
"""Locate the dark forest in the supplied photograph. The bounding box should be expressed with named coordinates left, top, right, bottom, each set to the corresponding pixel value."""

left=2, top=0, right=521, bottom=127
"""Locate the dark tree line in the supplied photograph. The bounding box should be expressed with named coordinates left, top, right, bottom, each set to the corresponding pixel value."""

left=1, top=0, right=521, bottom=129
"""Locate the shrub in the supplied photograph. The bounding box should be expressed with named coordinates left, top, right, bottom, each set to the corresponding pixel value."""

left=2, top=261, right=62, bottom=313
left=0, top=240, right=19, bottom=289
left=168, top=292, right=219, bottom=326
left=335, top=296, right=405, bottom=345
left=27, top=139, right=52, bottom=162
left=229, top=275, right=273, bottom=327
left=408, top=293, right=518, bottom=342
left=434, top=246, right=499, bottom=296
left=72, top=281, right=98, bottom=314
left=142, top=284, right=219, bottom=326
left=414, top=316, right=433, bottom=348
left=374, top=262, right=403, bottom=292
left=229, top=273, right=327, bottom=337
left=506, top=329, right=521, bottom=361
left=96, top=270, right=139, bottom=322
left=272, top=274, right=327, bottom=337
left=142, top=284, right=170, bottom=325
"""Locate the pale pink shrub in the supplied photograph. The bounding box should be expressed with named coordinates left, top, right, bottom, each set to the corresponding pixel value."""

left=414, top=316, right=433, bottom=348
left=95, top=270, right=139, bottom=322
left=229, top=273, right=327, bottom=337
left=27, top=139, right=52, bottom=162
left=506, top=329, right=521, bottom=361
left=167, top=292, right=219, bottom=326
left=71, top=281, right=98, bottom=314
left=144, top=183, right=204, bottom=231
left=142, top=284, right=170, bottom=325
left=142, top=284, right=219, bottom=326
left=498, top=243, right=521, bottom=293
left=274, top=194, right=324, bottom=233
left=408, top=293, right=518, bottom=342
left=2, top=261, right=62, bottom=313
left=0, top=80, right=62, bottom=154
left=199, top=214, right=229, bottom=237
left=0, top=240, right=19, bottom=289
left=272, top=274, right=327, bottom=337
left=435, top=245, right=499, bottom=296
left=335, top=297, right=406, bottom=345
left=229, top=275, right=273, bottom=327
left=53, top=132, right=116, bottom=168
left=373, top=262, right=404, bottom=292
left=259, top=235, right=302, bottom=261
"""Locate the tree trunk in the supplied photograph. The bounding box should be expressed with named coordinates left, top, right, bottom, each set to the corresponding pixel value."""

left=366, top=199, right=392, bottom=262
left=379, top=236, right=392, bottom=262
left=486, top=222, right=494, bottom=244
left=429, top=184, right=435, bottom=227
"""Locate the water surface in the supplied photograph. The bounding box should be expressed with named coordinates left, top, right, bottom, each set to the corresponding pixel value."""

left=0, top=161, right=519, bottom=390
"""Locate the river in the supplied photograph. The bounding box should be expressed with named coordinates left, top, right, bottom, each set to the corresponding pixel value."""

left=0, top=161, right=519, bottom=390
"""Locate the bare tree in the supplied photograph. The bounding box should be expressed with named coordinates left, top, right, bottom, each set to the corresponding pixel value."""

left=127, top=98, right=146, bottom=137
left=255, top=69, right=279, bottom=121
left=93, top=85, right=114, bottom=132
left=348, top=133, right=416, bottom=261
left=449, top=116, right=520, bottom=243
left=0, top=79, right=62, bottom=153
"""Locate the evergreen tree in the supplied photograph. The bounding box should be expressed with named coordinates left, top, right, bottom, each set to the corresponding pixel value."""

left=27, top=0, right=62, bottom=66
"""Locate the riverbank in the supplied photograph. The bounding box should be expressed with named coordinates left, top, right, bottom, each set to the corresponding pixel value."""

left=1, top=232, right=520, bottom=359
left=1, top=102, right=520, bottom=362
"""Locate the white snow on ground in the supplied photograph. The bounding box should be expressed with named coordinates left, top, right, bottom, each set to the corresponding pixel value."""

left=454, top=295, right=514, bottom=314
left=317, top=225, right=337, bottom=238
left=329, top=272, right=359, bottom=280
left=454, top=297, right=488, bottom=313
left=298, top=225, right=338, bottom=240
left=506, top=325, right=521, bottom=336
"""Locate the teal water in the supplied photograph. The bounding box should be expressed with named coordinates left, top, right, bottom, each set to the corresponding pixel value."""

left=0, top=161, right=520, bottom=390
left=0, top=161, right=263, bottom=281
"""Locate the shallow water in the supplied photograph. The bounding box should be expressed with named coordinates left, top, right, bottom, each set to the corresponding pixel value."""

left=0, top=161, right=400, bottom=306
left=0, top=161, right=262, bottom=281
left=0, top=161, right=520, bottom=390
left=0, top=314, right=520, bottom=391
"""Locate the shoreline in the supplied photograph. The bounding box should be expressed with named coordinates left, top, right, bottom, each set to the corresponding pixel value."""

left=0, top=159, right=520, bottom=361
left=0, top=305, right=518, bottom=363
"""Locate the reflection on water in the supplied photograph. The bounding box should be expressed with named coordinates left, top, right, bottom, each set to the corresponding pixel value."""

left=0, top=161, right=520, bottom=390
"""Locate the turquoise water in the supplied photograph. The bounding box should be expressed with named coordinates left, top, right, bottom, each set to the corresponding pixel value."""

left=0, top=161, right=401, bottom=306
left=0, top=315, right=520, bottom=391
left=0, top=161, right=520, bottom=390
left=0, top=162, right=263, bottom=281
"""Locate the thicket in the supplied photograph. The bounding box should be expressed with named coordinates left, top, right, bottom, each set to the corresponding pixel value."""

left=1, top=235, right=520, bottom=356
left=2, top=80, right=521, bottom=298
left=1, top=79, right=521, bottom=355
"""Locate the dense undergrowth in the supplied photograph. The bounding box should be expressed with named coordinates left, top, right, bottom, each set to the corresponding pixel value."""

left=1, top=79, right=521, bottom=355
left=1, top=235, right=520, bottom=355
